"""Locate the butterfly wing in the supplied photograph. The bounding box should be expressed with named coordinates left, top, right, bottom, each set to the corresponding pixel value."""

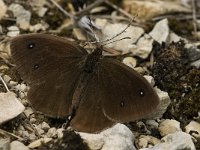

left=99, top=58, right=159, bottom=122
left=71, top=57, right=159, bottom=132
left=10, top=34, right=88, bottom=117
left=71, top=71, right=116, bottom=133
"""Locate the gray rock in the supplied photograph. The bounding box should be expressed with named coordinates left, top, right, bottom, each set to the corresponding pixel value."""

left=140, top=132, right=195, bottom=150
left=8, top=4, right=31, bottom=30
left=10, top=141, right=29, bottom=150
left=41, top=122, right=50, bottom=131
left=146, top=120, right=159, bottom=129
left=34, top=125, right=45, bottom=135
left=185, top=43, right=200, bottom=62
left=149, top=19, right=169, bottom=44
left=79, top=123, right=136, bottom=150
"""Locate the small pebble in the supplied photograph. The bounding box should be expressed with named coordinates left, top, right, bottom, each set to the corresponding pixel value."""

left=57, top=128, right=64, bottom=139
left=9, top=81, right=18, bottom=86
left=41, top=121, right=50, bottom=131
left=158, top=119, right=182, bottom=137
left=34, top=125, right=45, bottom=135
left=146, top=120, right=159, bottom=129
left=24, top=107, right=34, bottom=118
left=122, top=57, right=137, bottom=69
left=185, top=121, right=200, bottom=138
left=28, top=138, right=52, bottom=149
left=46, top=127, right=57, bottom=138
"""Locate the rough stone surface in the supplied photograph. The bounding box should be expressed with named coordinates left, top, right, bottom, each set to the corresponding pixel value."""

left=140, top=132, right=195, bottom=150
left=79, top=123, right=136, bottom=150
left=0, top=92, right=25, bottom=124
left=10, top=141, right=29, bottom=150
left=149, top=19, right=169, bottom=44
left=96, top=19, right=144, bottom=53
left=8, top=4, right=31, bottom=30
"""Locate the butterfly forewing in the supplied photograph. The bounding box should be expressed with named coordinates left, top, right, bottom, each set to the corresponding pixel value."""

left=10, top=34, right=87, bottom=84
left=10, top=34, right=88, bottom=117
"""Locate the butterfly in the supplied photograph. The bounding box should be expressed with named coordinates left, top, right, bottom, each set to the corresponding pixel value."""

left=10, top=34, right=159, bottom=133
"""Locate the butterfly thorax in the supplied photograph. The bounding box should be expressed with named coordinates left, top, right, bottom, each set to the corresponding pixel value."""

left=84, top=47, right=102, bottom=73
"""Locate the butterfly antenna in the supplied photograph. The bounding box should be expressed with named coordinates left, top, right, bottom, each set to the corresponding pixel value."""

left=100, top=21, right=132, bottom=44
left=85, top=18, right=134, bottom=46
left=102, top=37, right=131, bottom=46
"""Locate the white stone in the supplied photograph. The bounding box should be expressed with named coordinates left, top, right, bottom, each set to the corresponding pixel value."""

left=46, top=127, right=57, bottom=138
left=15, top=83, right=28, bottom=92
left=79, top=123, right=136, bottom=150
left=144, top=75, right=155, bottom=86
left=140, top=132, right=195, bottom=150
left=28, top=138, right=52, bottom=149
left=0, top=0, right=7, bottom=20
left=7, top=26, right=20, bottom=37
left=149, top=19, right=169, bottom=44
left=158, top=119, right=182, bottom=137
left=137, top=135, right=160, bottom=149
left=10, top=141, right=29, bottom=150
left=131, top=34, right=154, bottom=59
left=147, top=87, right=171, bottom=119
left=96, top=19, right=144, bottom=53
left=29, top=23, right=47, bottom=32
left=8, top=4, right=31, bottom=30
left=0, top=92, right=25, bottom=124
left=57, top=128, right=64, bottom=139
left=122, top=57, right=137, bottom=69
left=185, top=121, right=200, bottom=138
left=9, top=81, right=18, bottom=86
left=168, top=32, right=183, bottom=43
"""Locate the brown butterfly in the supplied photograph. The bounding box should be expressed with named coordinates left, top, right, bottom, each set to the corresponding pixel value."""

left=10, top=34, right=159, bottom=133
